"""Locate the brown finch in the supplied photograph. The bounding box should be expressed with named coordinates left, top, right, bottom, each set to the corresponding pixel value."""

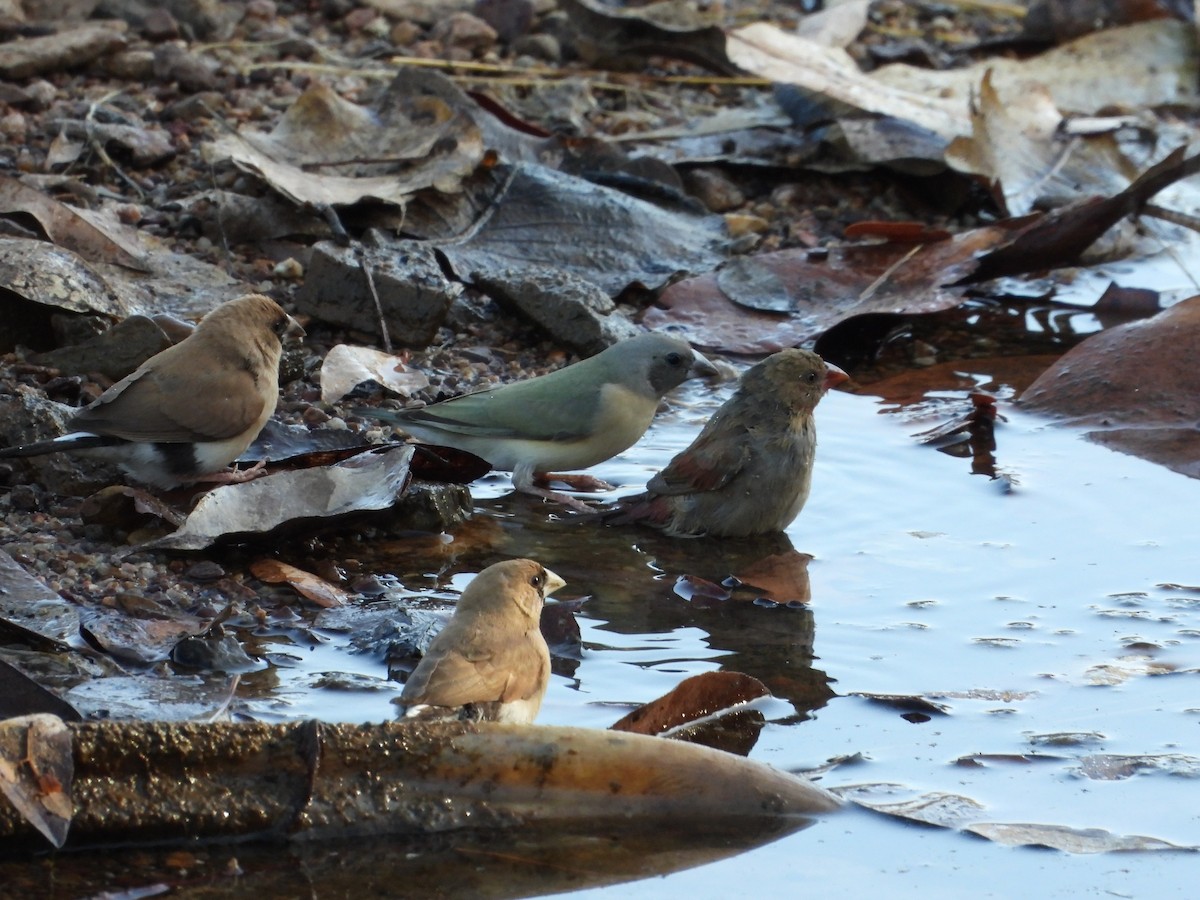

left=606, top=349, right=847, bottom=537
left=0, top=294, right=304, bottom=490
left=398, top=559, right=566, bottom=724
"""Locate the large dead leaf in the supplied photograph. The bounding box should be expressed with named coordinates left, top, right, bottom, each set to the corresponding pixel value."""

left=147, top=446, right=421, bottom=551
left=249, top=559, right=351, bottom=609
left=642, top=227, right=1004, bottom=353
left=1020, top=295, right=1200, bottom=477
left=611, top=671, right=771, bottom=737
left=839, top=782, right=1198, bottom=852
left=945, top=71, right=1133, bottom=217
left=435, top=163, right=730, bottom=295
left=965, top=822, right=1195, bottom=853
left=0, top=176, right=149, bottom=270
left=872, top=20, right=1198, bottom=123
left=0, top=549, right=80, bottom=651
left=204, top=72, right=484, bottom=209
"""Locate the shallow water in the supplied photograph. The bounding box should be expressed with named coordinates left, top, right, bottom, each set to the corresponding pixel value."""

left=17, top=369, right=1197, bottom=898
left=235, top=369, right=1200, bottom=898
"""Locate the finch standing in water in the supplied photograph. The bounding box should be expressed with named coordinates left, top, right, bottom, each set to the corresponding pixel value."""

left=605, top=349, right=847, bottom=538
left=397, top=558, right=566, bottom=724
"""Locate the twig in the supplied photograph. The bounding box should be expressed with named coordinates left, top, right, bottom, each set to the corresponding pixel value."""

left=358, top=244, right=392, bottom=354
left=856, top=243, right=924, bottom=303
left=84, top=91, right=144, bottom=199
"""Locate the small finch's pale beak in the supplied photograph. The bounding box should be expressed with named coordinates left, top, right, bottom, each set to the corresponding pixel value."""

left=824, top=364, right=849, bottom=391
left=284, top=316, right=306, bottom=342
left=543, top=568, right=567, bottom=597
left=690, top=351, right=720, bottom=379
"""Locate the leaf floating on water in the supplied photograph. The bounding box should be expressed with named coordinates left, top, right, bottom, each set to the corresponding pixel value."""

left=0, top=714, right=73, bottom=848
left=729, top=550, right=813, bottom=605
left=611, top=671, right=771, bottom=737
left=1072, top=753, right=1200, bottom=782
left=673, top=574, right=731, bottom=603
left=64, top=674, right=242, bottom=723
left=964, top=821, right=1198, bottom=853
left=952, top=753, right=1063, bottom=768
left=834, top=784, right=985, bottom=830
left=848, top=692, right=952, bottom=716
left=249, top=559, right=351, bottom=609
left=1027, top=731, right=1106, bottom=748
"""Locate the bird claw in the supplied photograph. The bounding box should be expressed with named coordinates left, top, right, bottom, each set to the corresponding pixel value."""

left=520, top=485, right=600, bottom=514
left=192, top=459, right=269, bottom=485
left=535, top=472, right=616, bottom=492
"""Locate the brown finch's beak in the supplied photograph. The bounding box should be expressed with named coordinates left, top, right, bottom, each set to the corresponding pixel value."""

left=824, top=364, right=849, bottom=391
left=283, top=316, right=306, bottom=342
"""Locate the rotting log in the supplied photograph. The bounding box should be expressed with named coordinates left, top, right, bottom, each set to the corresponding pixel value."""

left=0, top=716, right=839, bottom=850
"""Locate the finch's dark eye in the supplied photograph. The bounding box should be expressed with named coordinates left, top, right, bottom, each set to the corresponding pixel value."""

left=665, top=352, right=683, bottom=366
left=805, top=371, right=818, bottom=384
left=531, top=572, right=545, bottom=589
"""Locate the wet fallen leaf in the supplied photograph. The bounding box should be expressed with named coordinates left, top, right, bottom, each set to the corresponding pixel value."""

left=0, top=549, right=81, bottom=651
left=729, top=550, right=813, bottom=604
left=319, top=344, right=430, bottom=405
left=1073, top=753, right=1200, bottom=781
left=643, top=227, right=1005, bottom=353
left=1021, top=294, right=1200, bottom=478
left=964, top=821, right=1196, bottom=853
left=64, top=674, right=242, bottom=722
left=672, top=574, right=731, bottom=604
left=0, top=659, right=82, bottom=722
left=249, top=559, right=351, bottom=609
left=0, top=714, right=74, bottom=848
left=610, top=671, right=771, bottom=738
left=435, top=162, right=729, bottom=296
left=834, top=784, right=985, bottom=829
left=849, top=692, right=952, bottom=715
left=146, top=445, right=431, bottom=552
left=80, top=607, right=211, bottom=665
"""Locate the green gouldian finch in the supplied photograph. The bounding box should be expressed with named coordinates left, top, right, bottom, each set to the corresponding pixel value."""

left=397, top=558, right=566, bottom=724
left=358, top=332, right=717, bottom=511
left=0, top=294, right=304, bottom=490
left=605, top=349, right=847, bottom=537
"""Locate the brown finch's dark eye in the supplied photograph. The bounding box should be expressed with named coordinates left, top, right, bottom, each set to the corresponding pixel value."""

left=531, top=572, right=545, bottom=589
left=806, top=371, right=818, bottom=384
